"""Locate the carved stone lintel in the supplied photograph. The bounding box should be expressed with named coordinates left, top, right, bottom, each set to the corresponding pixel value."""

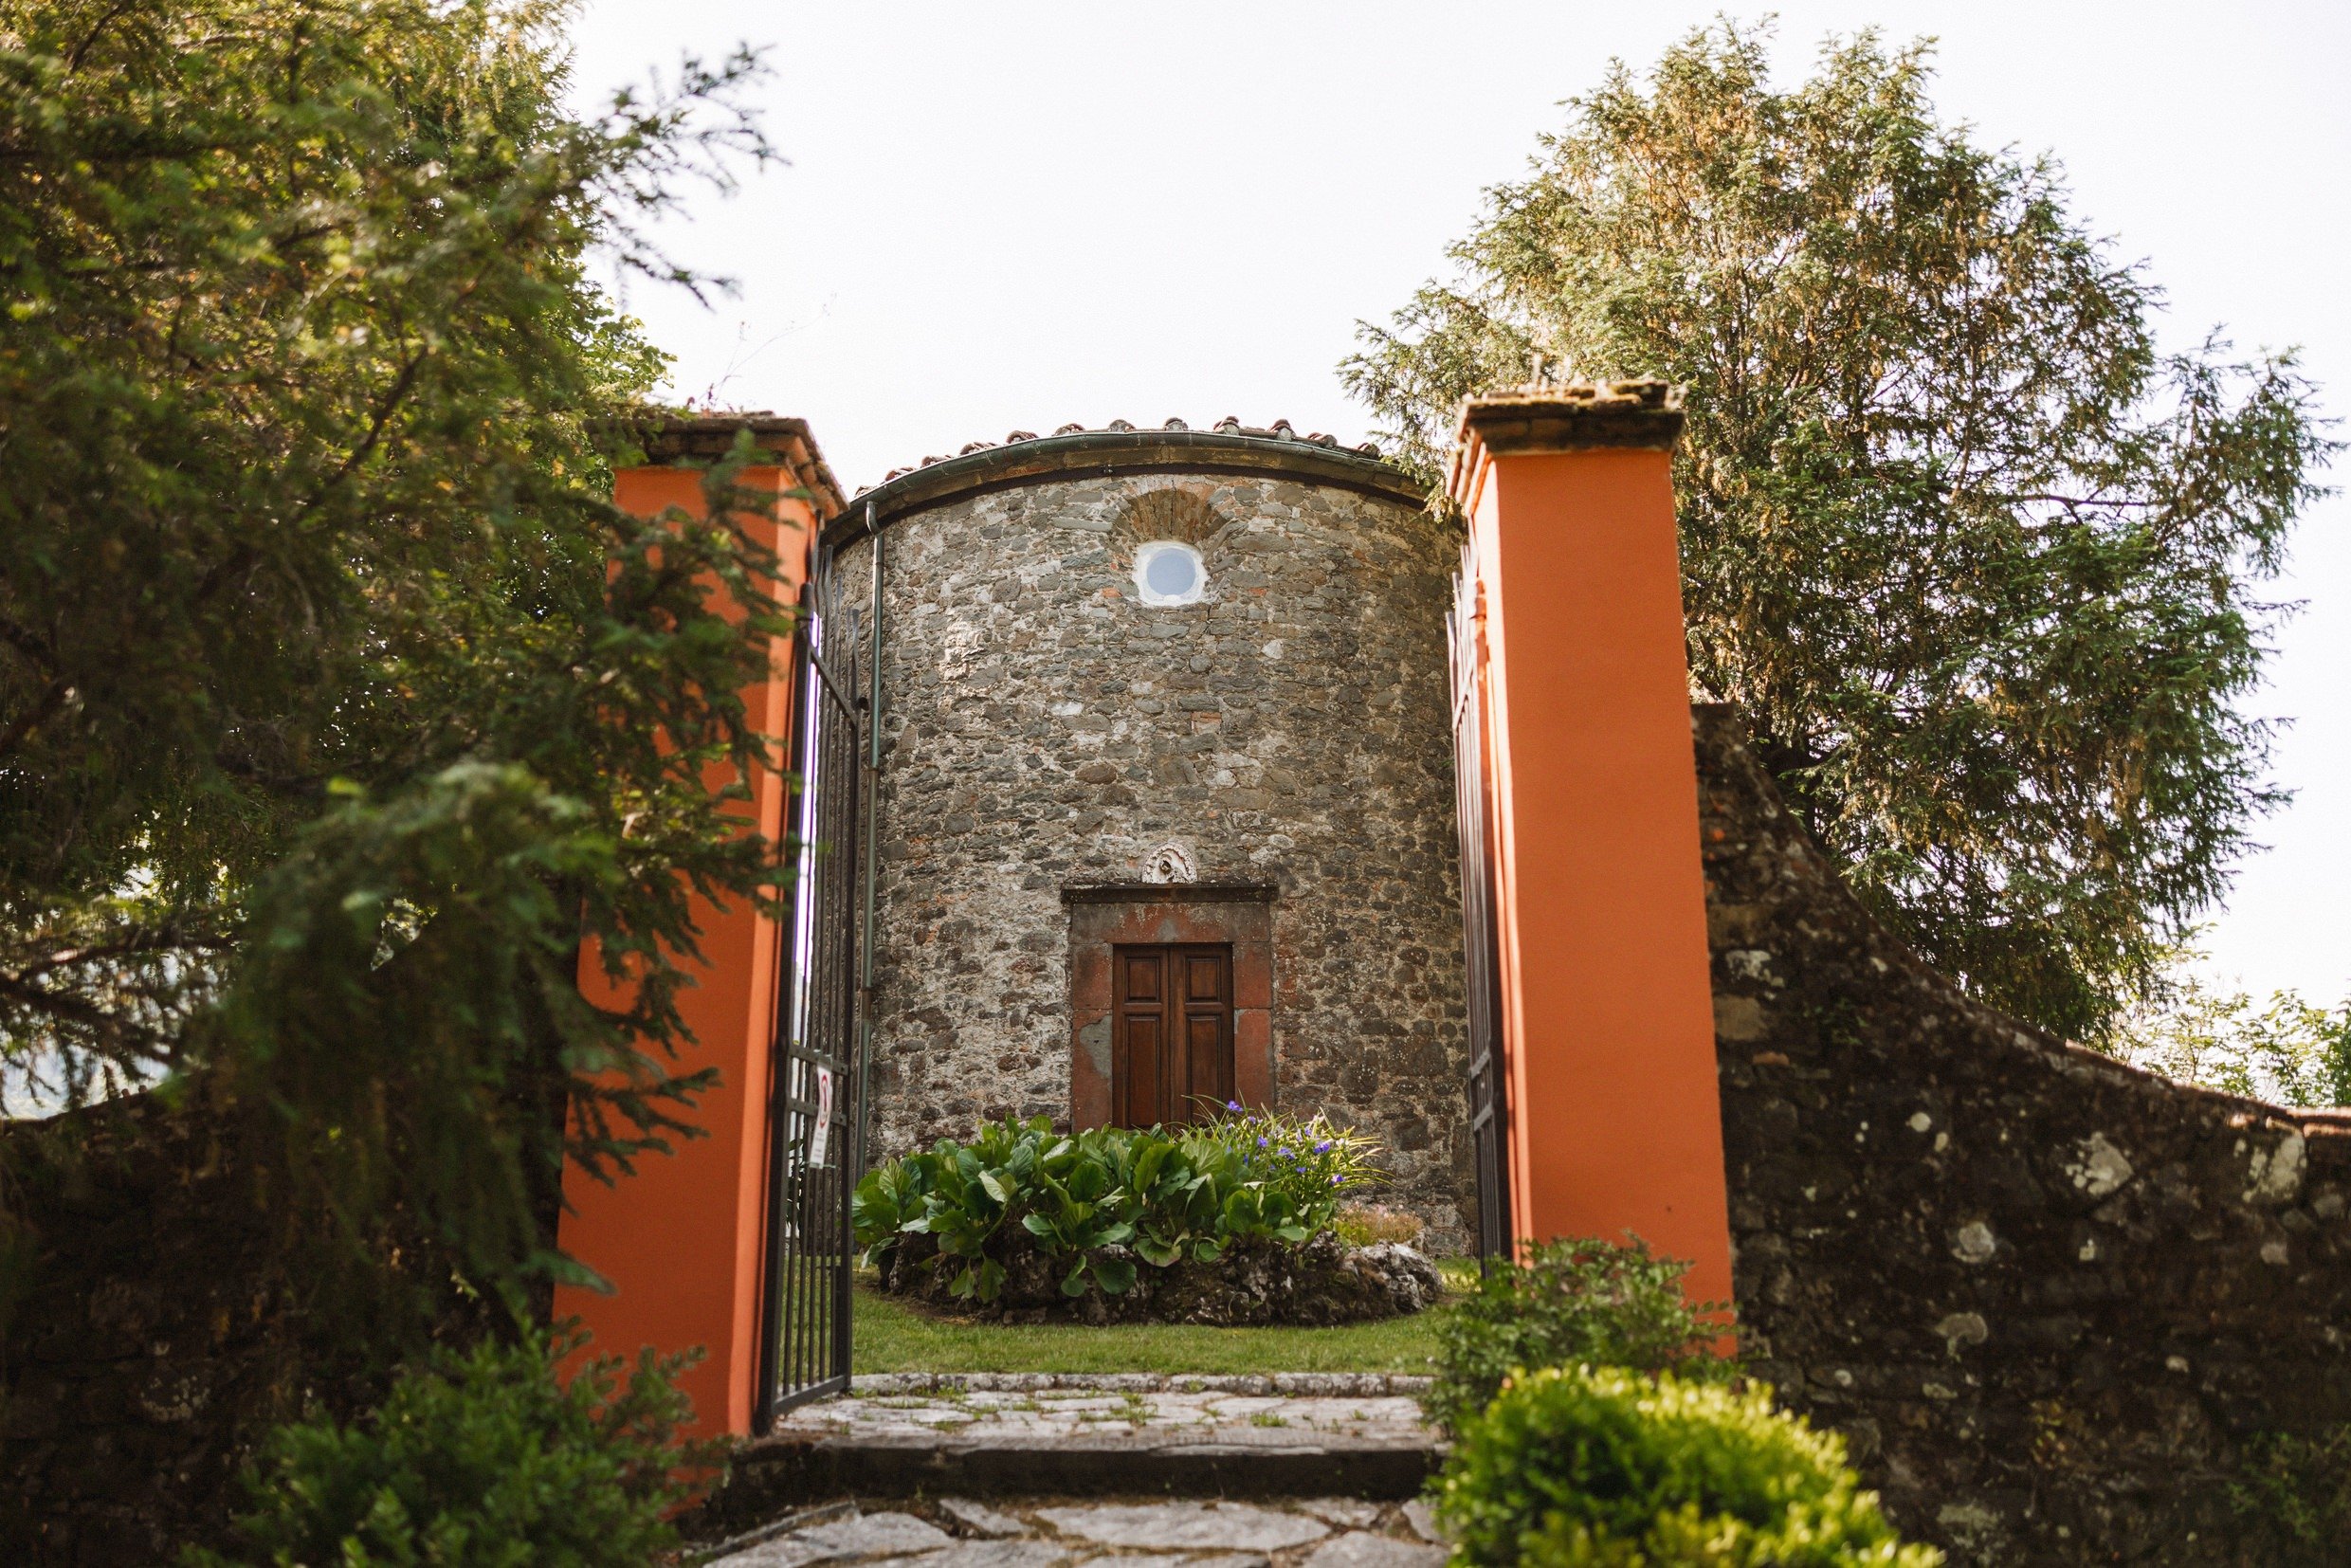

left=1059, top=883, right=1277, bottom=905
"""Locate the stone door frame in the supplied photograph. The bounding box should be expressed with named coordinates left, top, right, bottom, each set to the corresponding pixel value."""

left=1064, top=884, right=1275, bottom=1130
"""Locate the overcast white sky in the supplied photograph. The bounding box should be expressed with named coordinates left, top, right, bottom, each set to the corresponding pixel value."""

left=568, top=2, right=2351, bottom=1009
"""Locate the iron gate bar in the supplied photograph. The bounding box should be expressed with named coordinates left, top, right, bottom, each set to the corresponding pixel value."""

left=756, top=539, right=874, bottom=1425
left=854, top=523, right=883, bottom=1181
left=750, top=578, right=813, bottom=1434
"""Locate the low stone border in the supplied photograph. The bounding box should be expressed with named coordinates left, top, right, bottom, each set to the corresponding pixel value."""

left=848, top=1373, right=1433, bottom=1397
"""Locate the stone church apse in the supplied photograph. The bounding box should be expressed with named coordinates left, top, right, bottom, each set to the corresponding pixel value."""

left=828, top=422, right=1475, bottom=1248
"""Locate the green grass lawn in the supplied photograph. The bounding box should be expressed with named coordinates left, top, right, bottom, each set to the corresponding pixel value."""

left=852, top=1280, right=1465, bottom=1377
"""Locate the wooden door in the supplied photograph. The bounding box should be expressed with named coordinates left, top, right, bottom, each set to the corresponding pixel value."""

left=1112, top=943, right=1232, bottom=1128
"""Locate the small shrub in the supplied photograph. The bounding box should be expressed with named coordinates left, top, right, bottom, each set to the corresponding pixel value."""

left=2228, top=1424, right=2351, bottom=1565
left=853, top=1109, right=1385, bottom=1304
left=1437, top=1365, right=1941, bottom=1566
left=185, top=1328, right=717, bottom=1568
left=1429, top=1235, right=1735, bottom=1431
left=1335, top=1202, right=1426, bottom=1248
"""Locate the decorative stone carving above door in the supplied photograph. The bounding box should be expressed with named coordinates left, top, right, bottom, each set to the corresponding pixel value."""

left=1142, top=844, right=1196, bottom=884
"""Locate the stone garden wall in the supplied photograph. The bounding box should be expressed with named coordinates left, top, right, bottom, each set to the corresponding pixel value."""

left=1696, top=702, right=2351, bottom=1566
left=846, top=455, right=1474, bottom=1247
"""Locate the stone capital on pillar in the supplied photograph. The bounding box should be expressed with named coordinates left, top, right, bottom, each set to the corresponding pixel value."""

left=1446, top=380, right=1734, bottom=1313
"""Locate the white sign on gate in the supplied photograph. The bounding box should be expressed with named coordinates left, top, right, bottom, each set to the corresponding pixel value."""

left=809, top=1066, right=834, bottom=1166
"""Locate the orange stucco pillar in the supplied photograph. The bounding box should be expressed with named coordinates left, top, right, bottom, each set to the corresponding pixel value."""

left=553, top=456, right=816, bottom=1439
left=1448, top=382, right=1734, bottom=1310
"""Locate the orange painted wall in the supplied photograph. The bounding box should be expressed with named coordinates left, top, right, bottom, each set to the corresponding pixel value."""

left=553, top=464, right=813, bottom=1438
left=1463, top=444, right=1735, bottom=1309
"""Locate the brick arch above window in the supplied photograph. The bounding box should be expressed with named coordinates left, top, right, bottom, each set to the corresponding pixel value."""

left=1109, top=485, right=1228, bottom=554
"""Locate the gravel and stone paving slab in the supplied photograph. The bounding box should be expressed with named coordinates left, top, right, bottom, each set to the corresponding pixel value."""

left=722, top=1511, right=955, bottom=1567
left=938, top=1499, right=1029, bottom=1539
left=1300, top=1535, right=1447, bottom=1568
left=866, top=1542, right=1077, bottom=1568
left=704, top=1498, right=1451, bottom=1568
left=1032, top=1503, right=1329, bottom=1551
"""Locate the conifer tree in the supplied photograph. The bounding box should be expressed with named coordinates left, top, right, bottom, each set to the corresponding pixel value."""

left=1347, top=23, right=2332, bottom=1039
left=1, top=0, right=779, bottom=1333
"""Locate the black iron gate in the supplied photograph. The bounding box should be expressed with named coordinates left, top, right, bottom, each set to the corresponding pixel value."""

left=1449, top=549, right=1513, bottom=1261
left=756, top=544, right=876, bottom=1423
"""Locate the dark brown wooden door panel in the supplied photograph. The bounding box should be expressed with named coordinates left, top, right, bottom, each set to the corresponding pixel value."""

left=1113, top=942, right=1231, bottom=1127
left=1123, top=952, right=1163, bottom=1003
left=1119, top=1015, right=1162, bottom=1129
left=1184, top=952, right=1222, bottom=1002
left=1185, top=1013, right=1227, bottom=1105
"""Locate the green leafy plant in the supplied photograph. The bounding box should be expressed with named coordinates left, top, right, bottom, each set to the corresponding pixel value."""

left=184, top=1327, right=719, bottom=1568
left=853, top=1109, right=1386, bottom=1304
left=2227, top=1424, right=2351, bottom=1566
left=1430, top=1236, right=1735, bottom=1432
left=1115, top=1133, right=1225, bottom=1271
left=1436, top=1365, right=1941, bottom=1566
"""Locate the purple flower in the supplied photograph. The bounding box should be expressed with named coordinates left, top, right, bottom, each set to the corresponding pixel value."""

left=1257, top=1137, right=1268, bottom=1149
left=1330, top=1174, right=1342, bottom=1185
left=1227, top=1100, right=1242, bottom=1112
left=1314, top=1140, right=1332, bottom=1153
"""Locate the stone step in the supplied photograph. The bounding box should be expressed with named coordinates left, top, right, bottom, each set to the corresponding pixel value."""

left=695, top=1377, right=1444, bottom=1534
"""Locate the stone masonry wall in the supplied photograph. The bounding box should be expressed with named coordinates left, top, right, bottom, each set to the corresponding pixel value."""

left=846, top=470, right=1474, bottom=1246
left=1696, top=703, right=2351, bottom=1566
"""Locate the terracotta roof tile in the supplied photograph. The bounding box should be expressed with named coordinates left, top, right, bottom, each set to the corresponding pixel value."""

left=853, top=420, right=1390, bottom=498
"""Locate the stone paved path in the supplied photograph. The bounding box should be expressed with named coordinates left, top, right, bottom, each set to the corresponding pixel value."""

left=708, top=1497, right=1449, bottom=1568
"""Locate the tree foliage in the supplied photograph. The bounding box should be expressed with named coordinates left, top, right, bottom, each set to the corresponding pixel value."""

left=1344, top=23, right=2333, bottom=1039
left=2118, top=964, right=2351, bottom=1108
left=0, top=0, right=783, bottom=1332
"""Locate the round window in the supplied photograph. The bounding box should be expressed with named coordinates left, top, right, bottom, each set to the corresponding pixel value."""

left=1133, top=540, right=1206, bottom=606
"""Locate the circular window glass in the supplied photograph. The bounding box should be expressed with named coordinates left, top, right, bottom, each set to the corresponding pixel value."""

left=1134, top=540, right=1206, bottom=606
